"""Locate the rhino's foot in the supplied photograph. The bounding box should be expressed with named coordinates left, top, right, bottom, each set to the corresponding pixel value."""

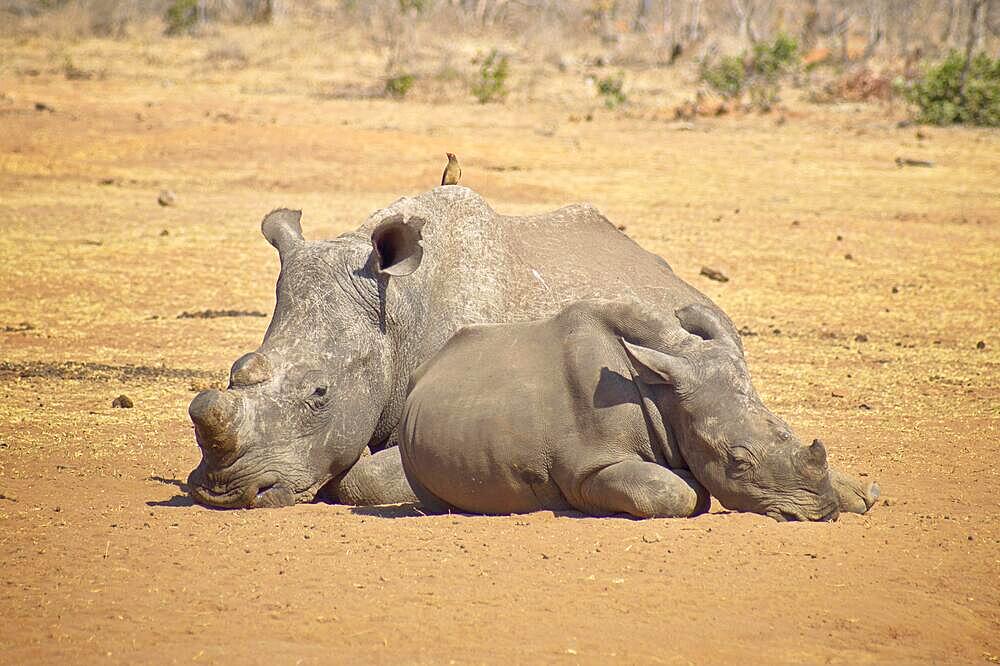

left=579, top=460, right=710, bottom=519
left=829, top=467, right=880, bottom=515
left=326, top=446, right=419, bottom=506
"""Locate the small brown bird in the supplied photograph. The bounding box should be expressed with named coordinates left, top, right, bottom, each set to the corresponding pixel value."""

left=441, top=152, right=461, bottom=186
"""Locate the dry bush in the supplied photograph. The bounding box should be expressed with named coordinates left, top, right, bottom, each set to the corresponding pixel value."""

left=809, top=66, right=896, bottom=103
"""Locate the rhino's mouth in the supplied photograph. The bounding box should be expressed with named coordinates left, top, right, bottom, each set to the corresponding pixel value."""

left=188, top=472, right=329, bottom=510
left=189, top=481, right=258, bottom=509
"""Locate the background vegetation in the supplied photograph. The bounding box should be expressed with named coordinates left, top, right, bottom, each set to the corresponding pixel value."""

left=2, top=0, right=998, bottom=123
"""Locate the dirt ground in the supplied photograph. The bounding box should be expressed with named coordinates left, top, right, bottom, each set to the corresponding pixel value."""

left=1, top=26, right=999, bottom=665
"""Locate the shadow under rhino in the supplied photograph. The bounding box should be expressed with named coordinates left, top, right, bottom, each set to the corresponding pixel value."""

left=186, top=187, right=878, bottom=520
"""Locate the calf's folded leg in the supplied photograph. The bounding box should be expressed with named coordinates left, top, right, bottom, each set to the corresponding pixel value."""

left=579, top=460, right=710, bottom=518
left=829, top=466, right=880, bottom=514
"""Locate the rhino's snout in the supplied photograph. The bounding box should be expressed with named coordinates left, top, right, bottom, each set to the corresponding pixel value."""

left=189, top=389, right=241, bottom=451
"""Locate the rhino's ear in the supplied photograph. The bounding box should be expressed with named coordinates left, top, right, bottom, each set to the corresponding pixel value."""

left=675, top=303, right=739, bottom=349
left=371, top=214, right=425, bottom=277
left=261, top=209, right=304, bottom=253
left=621, top=339, right=695, bottom=388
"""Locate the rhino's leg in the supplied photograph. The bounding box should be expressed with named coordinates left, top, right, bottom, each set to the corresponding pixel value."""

left=326, top=447, right=419, bottom=506
left=829, top=466, right=880, bottom=514
left=579, top=460, right=710, bottom=518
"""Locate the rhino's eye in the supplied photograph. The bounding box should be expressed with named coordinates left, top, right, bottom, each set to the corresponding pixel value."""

left=306, top=386, right=330, bottom=409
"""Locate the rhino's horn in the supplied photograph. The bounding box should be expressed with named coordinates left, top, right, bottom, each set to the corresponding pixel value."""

left=189, top=389, right=240, bottom=451
left=229, top=352, right=272, bottom=388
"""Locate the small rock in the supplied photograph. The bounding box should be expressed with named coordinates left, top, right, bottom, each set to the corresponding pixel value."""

left=157, top=190, right=176, bottom=207
left=895, top=156, right=934, bottom=168
left=160, top=229, right=169, bottom=236
left=844, top=253, right=854, bottom=261
left=883, top=499, right=891, bottom=507
left=700, top=266, right=729, bottom=283
left=642, top=533, right=662, bottom=543
left=968, top=535, right=974, bottom=541
left=858, top=403, right=872, bottom=410
left=891, top=286, right=899, bottom=294
left=854, top=334, right=869, bottom=343
left=34, top=102, right=55, bottom=112
left=791, top=220, right=800, bottom=226
left=836, top=235, right=844, bottom=241
left=111, top=394, right=134, bottom=409
left=616, top=224, right=627, bottom=231
left=976, top=340, right=986, bottom=350
left=99, top=178, right=116, bottom=186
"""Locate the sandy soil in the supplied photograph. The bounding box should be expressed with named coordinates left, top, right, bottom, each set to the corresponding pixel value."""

left=1, top=27, right=999, bottom=665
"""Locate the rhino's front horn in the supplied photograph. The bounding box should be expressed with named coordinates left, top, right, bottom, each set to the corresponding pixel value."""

left=808, top=439, right=828, bottom=468
left=189, top=390, right=241, bottom=451
left=229, top=351, right=272, bottom=388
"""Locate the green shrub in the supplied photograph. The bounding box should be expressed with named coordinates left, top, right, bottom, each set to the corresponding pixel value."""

left=751, top=33, right=799, bottom=80
left=905, top=51, right=1000, bottom=126
left=702, top=55, right=746, bottom=98
left=385, top=73, right=415, bottom=99
left=701, top=34, right=799, bottom=108
left=471, top=49, right=510, bottom=104
left=398, top=0, right=429, bottom=12
left=164, top=0, right=198, bottom=36
left=597, top=72, right=627, bottom=108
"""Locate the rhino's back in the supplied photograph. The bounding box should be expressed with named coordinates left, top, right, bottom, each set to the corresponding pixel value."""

left=371, top=187, right=716, bottom=330
left=495, top=203, right=713, bottom=323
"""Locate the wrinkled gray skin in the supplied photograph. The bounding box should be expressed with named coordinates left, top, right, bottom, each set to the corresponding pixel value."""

left=187, top=186, right=877, bottom=515
left=401, top=299, right=878, bottom=520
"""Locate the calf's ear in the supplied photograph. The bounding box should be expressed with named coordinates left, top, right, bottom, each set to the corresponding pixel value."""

left=621, top=339, right=694, bottom=387
left=675, top=303, right=739, bottom=349
left=261, top=209, right=304, bottom=253
left=371, top=214, right=425, bottom=277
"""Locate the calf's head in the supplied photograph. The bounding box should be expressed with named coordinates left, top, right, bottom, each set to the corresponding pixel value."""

left=623, top=304, right=841, bottom=522
left=187, top=209, right=425, bottom=508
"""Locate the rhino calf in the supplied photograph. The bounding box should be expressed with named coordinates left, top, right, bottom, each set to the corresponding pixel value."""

left=399, top=299, right=879, bottom=520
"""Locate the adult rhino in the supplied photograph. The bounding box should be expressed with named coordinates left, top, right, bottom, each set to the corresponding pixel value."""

left=187, top=186, right=877, bottom=515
